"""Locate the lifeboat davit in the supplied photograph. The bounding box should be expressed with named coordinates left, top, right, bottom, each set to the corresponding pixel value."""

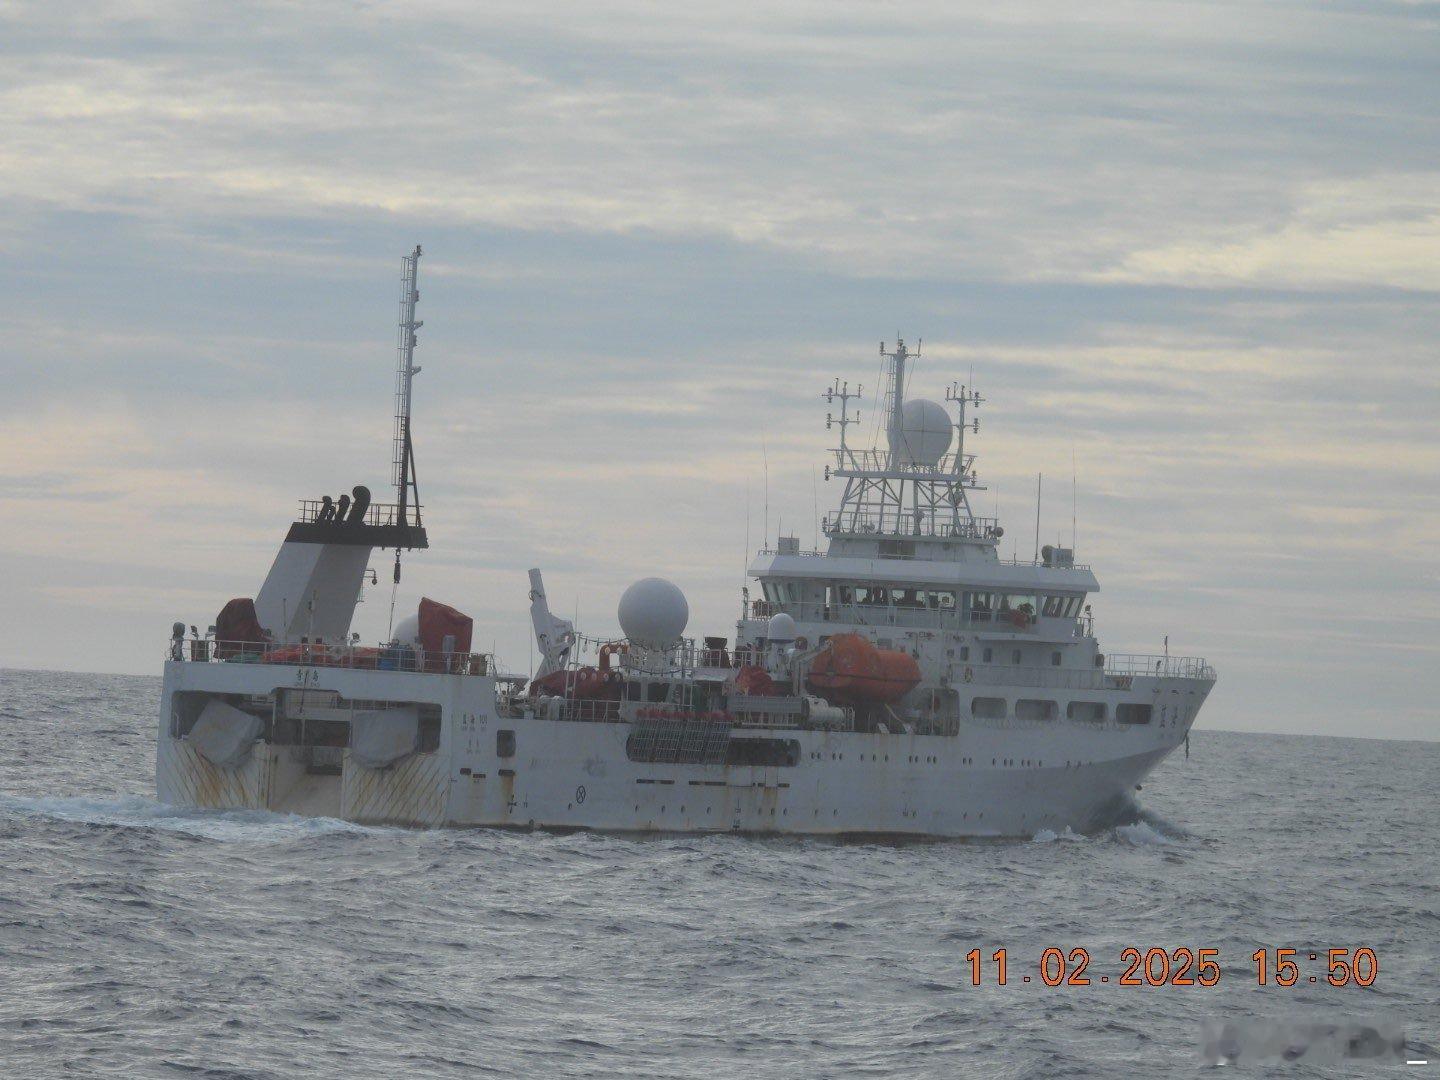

left=805, top=633, right=921, bottom=705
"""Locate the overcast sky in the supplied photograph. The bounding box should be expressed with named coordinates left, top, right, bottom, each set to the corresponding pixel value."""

left=2, top=1, right=1437, bottom=740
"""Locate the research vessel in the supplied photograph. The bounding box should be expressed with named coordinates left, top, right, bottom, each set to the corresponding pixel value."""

left=157, top=247, right=1216, bottom=836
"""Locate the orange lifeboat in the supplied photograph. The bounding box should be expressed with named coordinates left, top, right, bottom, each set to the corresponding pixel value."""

left=805, top=633, right=921, bottom=705
left=733, top=664, right=784, bottom=697
left=530, top=666, right=617, bottom=699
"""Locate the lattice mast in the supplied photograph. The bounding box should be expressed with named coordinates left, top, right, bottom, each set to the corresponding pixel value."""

left=393, top=245, right=423, bottom=530
left=821, top=338, right=993, bottom=541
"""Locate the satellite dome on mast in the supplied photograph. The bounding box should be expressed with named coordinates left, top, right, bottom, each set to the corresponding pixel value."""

left=894, top=398, right=953, bottom=466
left=618, top=577, right=689, bottom=649
left=766, top=611, right=797, bottom=643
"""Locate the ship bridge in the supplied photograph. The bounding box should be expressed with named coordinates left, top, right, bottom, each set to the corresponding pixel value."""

left=749, top=538, right=1098, bottom=641
left=746, top=339, right=1097, bottom=644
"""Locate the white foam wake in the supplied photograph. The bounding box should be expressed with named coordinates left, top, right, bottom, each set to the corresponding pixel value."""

left=1031, top=826, right=1086, bottom=844
left=1111, top=820, right=1175, bottom=847
left=0, top=793, right=379, bottom=841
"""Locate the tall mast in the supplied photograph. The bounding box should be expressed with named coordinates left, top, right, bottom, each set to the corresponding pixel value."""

left=822, top=337, right=997, bottom=544
left=393, top=245, right=423, bottom=529
left=881, top=337, right=913, bottom=467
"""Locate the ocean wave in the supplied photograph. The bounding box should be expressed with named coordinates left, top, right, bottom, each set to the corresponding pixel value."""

left=0, top=794, right=380, bottom=841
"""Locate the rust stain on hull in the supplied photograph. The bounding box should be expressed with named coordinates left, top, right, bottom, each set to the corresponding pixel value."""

left=342, top=751, right=447, bottom=826
left=162, top=741, right=267, bottom=810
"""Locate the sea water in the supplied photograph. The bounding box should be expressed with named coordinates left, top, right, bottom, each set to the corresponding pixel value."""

left=1, top=669, right=1435, bottom=1077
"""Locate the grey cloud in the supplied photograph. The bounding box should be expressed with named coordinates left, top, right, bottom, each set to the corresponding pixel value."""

left=0, top=1, right=1436, bottom=738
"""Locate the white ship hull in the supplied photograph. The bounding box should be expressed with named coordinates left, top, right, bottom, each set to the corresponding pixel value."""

left=153, top=269, right=1216, bottom=841
left=158, top=660, right=1200, bottom=838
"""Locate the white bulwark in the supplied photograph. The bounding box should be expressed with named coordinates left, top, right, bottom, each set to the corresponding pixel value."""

left=157, top=265, right=1215, bottom=837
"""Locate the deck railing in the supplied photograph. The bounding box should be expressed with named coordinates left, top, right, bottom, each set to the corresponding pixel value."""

left=822, top=510, right=1002, bottom=540
left=961, top=654, right=1215, bottom=691
left=296, top=499, right=422, bottom=528
left=1103, top=653, right=1216, bottom=680
left=167, top=638, right=493, bottom=676
left=746, top=598, right=1086, bottom=638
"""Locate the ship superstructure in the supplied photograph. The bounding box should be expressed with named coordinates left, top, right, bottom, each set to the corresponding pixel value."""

left=156, top=251, right=1215, bottom=836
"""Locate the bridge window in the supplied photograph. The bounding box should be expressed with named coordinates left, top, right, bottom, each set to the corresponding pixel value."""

left=878, top=539, right=916, bottom=558
left=970, top=592, right=1038, bottom=623
left=1042, top=594, right=1085, bottom=618
left=1067, top=701, right=1106, bottom=722
left=1042, top=596, right=1082, bottom=622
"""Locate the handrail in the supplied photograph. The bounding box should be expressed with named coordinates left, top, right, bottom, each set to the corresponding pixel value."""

left=756, top=545, right=1091, bottom=570
left=746, top=598, right=1086, bottom=638
left=829, top=447, right=976, bottom=477
left=1103, top=653, right=1216, bottom=679
left=822, top=510, right=1001, bottom=540
left=166, top=637, right=494, bottom=676
left=296, top=499, right=422, bottom=528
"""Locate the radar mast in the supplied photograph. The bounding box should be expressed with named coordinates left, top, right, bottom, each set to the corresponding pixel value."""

left=821, top=337, right=995, bottom=543
left=882, top=336, right=913, bottom=469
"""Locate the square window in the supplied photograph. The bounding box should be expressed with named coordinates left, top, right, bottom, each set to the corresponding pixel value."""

left=960, top=646, right=970, bottom=661
left=1011, top=649, right=1022, bottom=664
left=497, top=730, right=516, bottom=758
left=1051, top=651, right=1061, bottom=666
left=983, top=647, right=993, bottom=663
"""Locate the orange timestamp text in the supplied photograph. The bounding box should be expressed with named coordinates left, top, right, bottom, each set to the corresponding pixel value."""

left=964, top=947, right=1378, bottom=988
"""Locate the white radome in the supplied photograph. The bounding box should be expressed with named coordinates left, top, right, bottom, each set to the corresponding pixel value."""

left=392, top=612, right=421, bottom=645
left=895, top=398, right=953, bottom=466
left=618, top=577, right=689, bottom=648
left=767, top=612, right=797, bottom=642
